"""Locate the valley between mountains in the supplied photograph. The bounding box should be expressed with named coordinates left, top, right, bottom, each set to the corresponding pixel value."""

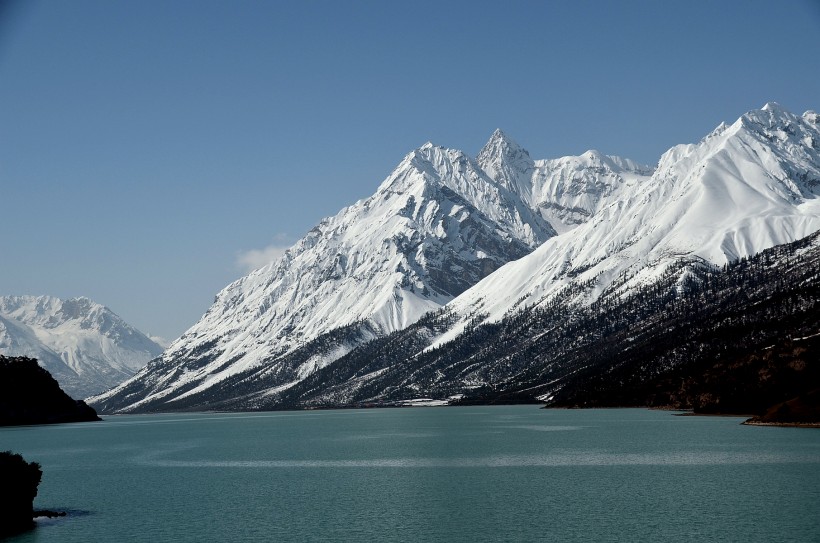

left=90, top=102, right=820, bottom=415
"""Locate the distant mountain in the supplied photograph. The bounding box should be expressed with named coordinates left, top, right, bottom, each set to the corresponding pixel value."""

left=0, top=296, right=163, bottom=398
left=92, top=103, right=820, bottom=414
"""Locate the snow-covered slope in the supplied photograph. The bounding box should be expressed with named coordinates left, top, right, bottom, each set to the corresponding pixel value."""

left=0, top=296, right=163, bottom=398
left=433, top=103, right=820, bottom=347
left=92, top=136, right=560, bottom=411
left=530, top=151, right=653, bottom=234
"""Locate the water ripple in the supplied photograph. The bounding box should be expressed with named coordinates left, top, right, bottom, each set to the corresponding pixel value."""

left=134, top=450, right=820, bottom=469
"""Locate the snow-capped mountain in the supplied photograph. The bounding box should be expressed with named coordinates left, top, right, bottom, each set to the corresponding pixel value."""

left=93, top=102, right=820, bottom=413
left=0, top=296, right=163, bottom=398
left=92, top=136, right=562, bottom=411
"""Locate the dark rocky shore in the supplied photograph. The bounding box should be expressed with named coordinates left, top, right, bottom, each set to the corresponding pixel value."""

left=743, top=389, right=820, bottom=427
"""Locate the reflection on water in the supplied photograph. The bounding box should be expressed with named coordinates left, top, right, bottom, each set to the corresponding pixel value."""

left=507, top=424, right=584, bottom=432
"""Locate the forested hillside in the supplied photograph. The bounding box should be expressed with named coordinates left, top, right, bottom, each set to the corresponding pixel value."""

left=284, top=231, right=820, bottom=416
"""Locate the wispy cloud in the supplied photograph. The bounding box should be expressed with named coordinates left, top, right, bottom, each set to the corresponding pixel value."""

left=236, top=235, right=293, bottom=274
left=149, top=335, right=171, bottom=348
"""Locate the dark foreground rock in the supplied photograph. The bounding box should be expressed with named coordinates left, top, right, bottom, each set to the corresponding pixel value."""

left=0, top=355, right=101, bottom=426
left=744, top=389, right=820, bottom=427
left=0, top=451, right=42, bottom=537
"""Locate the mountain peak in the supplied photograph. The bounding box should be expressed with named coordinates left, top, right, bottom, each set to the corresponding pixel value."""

left=581, top=149, right=606, bottom=162
left=487, top=127, right=516, bottom=145
left=741, top=102, right=801, bottom=130
left=480, top=129, right=528, bottom=158
left=761, top=101, right=786, bottom=113
left=477, top=129, right=534, bottom=200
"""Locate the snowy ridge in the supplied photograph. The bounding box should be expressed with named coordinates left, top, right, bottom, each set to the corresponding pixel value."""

left=530, top=150, right=653, bottom=234
left=476, top=129, right=537, bottom=200
left=432, top=102, right=820, bottom=347
left=477, top=129, right=654, bottom=234
left=0, top=295, right=163, bottom=398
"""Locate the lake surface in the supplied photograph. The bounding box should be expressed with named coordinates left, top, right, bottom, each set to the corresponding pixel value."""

left=1, top=406, right=819, bottom=542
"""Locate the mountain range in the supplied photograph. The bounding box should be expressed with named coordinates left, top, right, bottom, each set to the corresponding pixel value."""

left=0, top=296, right=163, bottom=398
left=91, top=102, right=820, bottom=413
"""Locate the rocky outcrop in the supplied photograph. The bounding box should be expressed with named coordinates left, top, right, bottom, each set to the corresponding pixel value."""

left=0, top=355, right=101, bottom=426
left=0, top=451, right=42, bottom=536
left=745, top=389, right=820, bottom=426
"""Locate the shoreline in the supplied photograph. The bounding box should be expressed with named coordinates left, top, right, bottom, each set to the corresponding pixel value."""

left=97, top=403, right=820, bottom=428
left=741, top=420, right=820, bottom=428
left=672, top=411, right=752, bottom=418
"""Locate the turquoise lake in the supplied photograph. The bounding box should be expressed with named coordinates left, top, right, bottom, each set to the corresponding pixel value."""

left=1, top=406, right=819, bottom=542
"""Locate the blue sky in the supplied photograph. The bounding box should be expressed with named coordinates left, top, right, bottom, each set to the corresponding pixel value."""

left=2, top=0, right=819, bottom=341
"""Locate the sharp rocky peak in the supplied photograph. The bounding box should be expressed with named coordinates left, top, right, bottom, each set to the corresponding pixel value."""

left=476, top=129, right=535, bottom=200
left=478, top=129, right=532, bottom=166
left=740, top=101, right=809, bottom=132
left=378, top=142, right=485, bottom=198
left=481, top=128, right=526, bottom=152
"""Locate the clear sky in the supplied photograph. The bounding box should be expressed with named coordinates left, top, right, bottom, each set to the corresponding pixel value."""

left=2, top=0, right=819, bottom=342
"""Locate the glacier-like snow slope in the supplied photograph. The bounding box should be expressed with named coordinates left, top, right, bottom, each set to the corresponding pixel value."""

left=432, top=103, right=820, bottom=348
left=0, top=296, right=163, bottom=398
left=92, top=135, right=566, bottom=410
